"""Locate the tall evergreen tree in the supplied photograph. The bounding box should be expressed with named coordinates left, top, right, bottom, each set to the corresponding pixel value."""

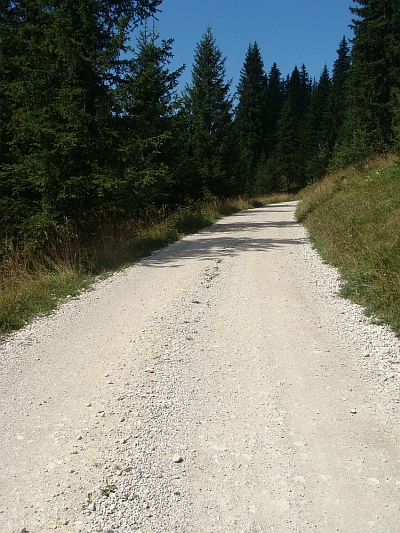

left=274, top=95, right=301, bottom=193
left=235, top=42, right=269, bottom=193
left=114, top=25, right=184, bottom=214
left=0, top=0, right=162, bottom=241
left=349, top=0, right=400, bottom=149
left=183, top=27, right=236, bottom=198
left=270, top=64, right=312, bottom=191
left=331, top=36, right=351, bottom=140
left=267, top=62, right=285, bottom=142
left=252, top=62, right=285, bottom=194
left=299, top=64, right=312, bottom=112
left=303, top=65, right=333, bottom=182
left=273, top=66, right=304, bottom=192
left=0, top=1, right=17, bottom=236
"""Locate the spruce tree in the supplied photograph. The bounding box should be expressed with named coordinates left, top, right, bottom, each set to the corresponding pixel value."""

left=0, top=1, right=16, bottom=237
left=267, top=62, right=285, bottom=143
left=235, top=42, right=269, bottom=193
left=273, top=65, right=311, bottom=191
left=331, top=37, right=351, bottom=140
left=299, top=64, right=312, bottom=112
left=349, top=0, right=400, bottom=149
left=303, top=65, right=333, bottom=183
left=274, top=98, right=301, bottom=192
left=115, top=25, right=184, bottom=214
left=0, top=0, right=163, bottom=242
left=183, top=27, right=236, bottom=198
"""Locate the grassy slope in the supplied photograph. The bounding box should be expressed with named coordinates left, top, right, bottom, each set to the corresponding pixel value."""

left=0, top=193, right=293, bottom=336
left=296, top=155, right=400, bottom=335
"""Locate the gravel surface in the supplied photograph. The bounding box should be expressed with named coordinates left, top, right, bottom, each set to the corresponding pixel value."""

left=0, top=201, right=399, bottom=533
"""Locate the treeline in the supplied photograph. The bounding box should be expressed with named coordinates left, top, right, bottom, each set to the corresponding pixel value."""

left=1, top=0, right=399, bottom=248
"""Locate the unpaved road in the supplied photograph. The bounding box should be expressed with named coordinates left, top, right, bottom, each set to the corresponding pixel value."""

left=1, top=202, right=400, bottom=533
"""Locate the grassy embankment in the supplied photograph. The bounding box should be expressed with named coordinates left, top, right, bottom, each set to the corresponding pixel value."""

left=0, top=193, right=292, bottom=336
left=296, top=155, right=400, bottom=335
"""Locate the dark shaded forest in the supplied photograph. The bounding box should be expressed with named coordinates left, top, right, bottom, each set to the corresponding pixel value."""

left=1, top=0, right=399, bottom=250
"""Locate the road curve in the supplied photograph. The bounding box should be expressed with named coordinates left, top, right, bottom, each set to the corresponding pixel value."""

left=1, top=202, right=399, bottom=533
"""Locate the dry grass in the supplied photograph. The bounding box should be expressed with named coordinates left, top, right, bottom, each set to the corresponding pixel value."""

left=0, top=245, right=86, bottom=332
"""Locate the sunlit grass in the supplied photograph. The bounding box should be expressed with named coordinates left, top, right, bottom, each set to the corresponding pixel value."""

left=296, top=155, right=400, bottom=335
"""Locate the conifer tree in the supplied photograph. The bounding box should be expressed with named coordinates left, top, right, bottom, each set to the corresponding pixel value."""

left=299, top=64, right=312, bottom=112
left=0, top=1, right=16, bottom=236
left=183, top=27, right=236, bottom=198
left=267, top=62, right=285, bottom=142
left=303, top=65, right=333, bottom=182
left=349, top=0, right=400, bottom=149
left=235, top=42, right=269, bottom=193
left=251, top=62, right=285, bottom=194
left=115, top=25, right=184, bottom=214
left=273, top=65, right=311, bottom=191
left=0, top=0, right=162, bottom=241
left=274, top=99, right=301, bottom=192
left=331, top=37, right=351, bottom=140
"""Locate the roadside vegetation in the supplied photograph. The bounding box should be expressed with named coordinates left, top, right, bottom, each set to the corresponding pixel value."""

left=0, top=193, right=294, bottom=336
left=296, top=155, right=400, bottom=335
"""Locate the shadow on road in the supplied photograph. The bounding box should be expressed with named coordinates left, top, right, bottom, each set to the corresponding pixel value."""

left=142, top=204, right=306, bottom=268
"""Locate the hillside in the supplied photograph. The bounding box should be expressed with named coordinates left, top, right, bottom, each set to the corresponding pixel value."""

left=296, top=155, right=400, bottom=335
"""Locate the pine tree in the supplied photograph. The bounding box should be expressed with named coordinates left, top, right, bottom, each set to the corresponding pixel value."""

left=349, top=0, right=400, bottom=149
left=183, top=27, right=236, bottom=198
left=114, top=25, right=184, bottom=214
left=235, top=42, right=269, bottom=193
left=303, top=65, right=333, bottom=183
left=331, top=37, right=351, bottom=140
left=0, top=0, right=163, bottom=242
left=273, top=65, right=311, bottom=191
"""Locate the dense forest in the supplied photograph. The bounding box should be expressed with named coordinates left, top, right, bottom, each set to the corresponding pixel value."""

left=1, top=0, right=400, bottom=249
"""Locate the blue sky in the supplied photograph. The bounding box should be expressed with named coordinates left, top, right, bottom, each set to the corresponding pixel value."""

left=147, top=0, right=354, bottom=94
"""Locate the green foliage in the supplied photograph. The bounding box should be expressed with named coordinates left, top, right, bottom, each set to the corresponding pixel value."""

left=0, top=0, right=163, bottom=242
left=297, top=156, right=400, bottom=335
left=343, top=0, right=400, bottom=153
left=267, top=63, right=285, bottom=141
left=272, top=65, right=312, bottom=192
left=392, top=89, right=400, bottom=154
left=331, top=37, right=351, bottom=140
left=235, top=42, right=269, bottom=193
left=303, top=65, right=333, bottom=183
left=182, top=27, right=237, bottom=199
left=274, top=95, right=301, bottom=192
left=113, top=24, right=184, bottom=214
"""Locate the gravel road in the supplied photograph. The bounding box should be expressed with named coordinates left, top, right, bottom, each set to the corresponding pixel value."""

left=1, top=201, right=399, bottom=533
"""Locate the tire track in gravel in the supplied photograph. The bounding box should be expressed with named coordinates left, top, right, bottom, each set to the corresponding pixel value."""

left=1, top=202, right=399, bottom=533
